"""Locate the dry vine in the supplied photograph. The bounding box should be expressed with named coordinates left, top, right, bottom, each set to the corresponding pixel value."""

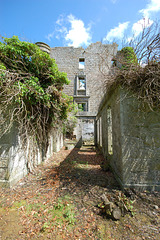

left=0, top=36, right=73, bottom=171
left=104, top=21, right=160, bottom=110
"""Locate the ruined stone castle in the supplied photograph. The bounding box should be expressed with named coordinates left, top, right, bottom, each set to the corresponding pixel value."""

left=46, top=41, right=159, bottom=191
left=36, top=41, right=118, bottom=145
left=0, top=41, right=159, bottom=191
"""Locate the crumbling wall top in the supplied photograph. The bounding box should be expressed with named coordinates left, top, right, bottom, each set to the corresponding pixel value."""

left=35, top=42, right=51, bottom=54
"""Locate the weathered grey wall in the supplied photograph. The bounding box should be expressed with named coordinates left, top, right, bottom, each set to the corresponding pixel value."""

left=82, top=119, right=94, bottom=141
left=51, top=42, right=117, bottom=114
left=97, top=87, right=160, bottom=191
left=74, top=113, right=96, bottom=145
left=120, top=90, right=160, bottom=191
left=0, top=125, right=27, bottom=187
left=51, top=46, right=83, bottom=97
left=46, top=127, right=64, bottom=157
left=97, top=88, right=123, bottom=180
left=50, top=42, right=117, bottom=142
left=0, top=124, right=63, bottom=187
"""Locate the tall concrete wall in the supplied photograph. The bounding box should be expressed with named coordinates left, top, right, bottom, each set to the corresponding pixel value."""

left=97, top=87, right=160, bottom=191
left=74, top=112, right=96, bottom=145
left=0, top=124, right=63, bottom=187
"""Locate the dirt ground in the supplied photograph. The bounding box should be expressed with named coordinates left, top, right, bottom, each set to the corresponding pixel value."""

left=0, top=145, right=160, bottom=239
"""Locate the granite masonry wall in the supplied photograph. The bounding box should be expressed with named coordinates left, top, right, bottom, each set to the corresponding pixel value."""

left=50, top=42, right=117, bottom=143
left=97, top=87, right=160, bottom=191
left=51, top=42, right=117, bottom=114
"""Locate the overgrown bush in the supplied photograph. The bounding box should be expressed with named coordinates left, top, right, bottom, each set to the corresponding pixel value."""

left=0, top=36, right=74, bottom=151
left=106, top=22, right=160, bottom=110
left=112, top=61, right=160, bottom=109
left=113, top=47, right=138, bottom=69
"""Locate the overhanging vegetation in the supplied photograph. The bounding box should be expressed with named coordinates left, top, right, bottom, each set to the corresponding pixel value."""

left=0, top=36, right=74, bottom=149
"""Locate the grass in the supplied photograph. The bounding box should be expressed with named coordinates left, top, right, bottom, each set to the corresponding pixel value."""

left=11, top=194, right=76, bottom=234
left=49, top=197, right=76, bottom=226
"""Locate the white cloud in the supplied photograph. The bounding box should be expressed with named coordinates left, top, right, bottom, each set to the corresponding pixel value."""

left=132, top=17, right=153, bottom=36
left=56, top=15, right=64, bottom=26
left=64, top=14, right=92, bottom=47
left=139, top=0, right=160, bottom=17
left=47, top=14, right=92, bottom=47
left=55, top=15, right=68, bottom=36
left=102, top=0, right=159, bottom=45
left=46, top=14, right=92, bottom=47
left=103, top=22, right=129, bottom=42
left=46, top=32, right=54, bottom=41
left=45, top=16, right=66, bottom=41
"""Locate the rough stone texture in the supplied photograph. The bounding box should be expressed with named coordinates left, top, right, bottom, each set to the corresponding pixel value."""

left=51, top=42, right=117, bottom=114
left=0, top=124, right=63, bottom=187
left=97, top=87, right=160, bottom=191
left=82, top=119, right=94, bottom=141
left=50, top=42, right=117, bottom=142
left=46, top=127, right=64, bottom=157
left=0, top=125, right=27, bottom=187
left=73, top=116, right=96, bottom=146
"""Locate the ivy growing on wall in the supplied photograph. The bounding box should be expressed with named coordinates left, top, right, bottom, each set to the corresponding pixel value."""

left=113, top=47, right=138, bottom=69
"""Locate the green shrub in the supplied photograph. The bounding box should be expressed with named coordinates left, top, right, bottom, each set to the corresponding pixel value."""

left=0, top=36, right=75, bottom=148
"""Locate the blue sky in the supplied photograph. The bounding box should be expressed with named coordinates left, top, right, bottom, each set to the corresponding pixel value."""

left=1, top=0, right=160, bottom=48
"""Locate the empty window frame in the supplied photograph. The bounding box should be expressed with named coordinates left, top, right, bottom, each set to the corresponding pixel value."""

left=78, top=77, right=86, bottom=90
left=107, top=107, right=113, bottom=155
left=79, top=58, right=85, bottom=69
left=78, top=102, right=87, bottom=111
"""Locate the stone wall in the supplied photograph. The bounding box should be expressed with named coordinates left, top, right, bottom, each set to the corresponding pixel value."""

left=46, top=127, right=64, bottom=157
left=50, top=42, right=117, bottom=143
left=74, top=112, right=96, bottom=146
left=50, top=42, right=117, bottom=114
left=97, top=87, right=160, bottom=191
left=0, top=124, right=63, bottom=187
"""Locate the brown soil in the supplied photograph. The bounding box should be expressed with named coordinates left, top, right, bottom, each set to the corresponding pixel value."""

left=0, top=145, right=160, bottom=239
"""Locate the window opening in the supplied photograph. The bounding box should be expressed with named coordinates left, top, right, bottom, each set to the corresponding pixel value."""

left=79, top=58, right=85, bottom=69
left=79, top=77, right=86, bottom=90
left=107, top=107, right=113, bottom=155
left=78, top=103, right=87, bottom=111
left=111, top=60, right=114, bottom=66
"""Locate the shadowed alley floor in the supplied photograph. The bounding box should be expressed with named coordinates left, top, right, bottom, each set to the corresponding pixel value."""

left=0, top=145, right=159, bottom=239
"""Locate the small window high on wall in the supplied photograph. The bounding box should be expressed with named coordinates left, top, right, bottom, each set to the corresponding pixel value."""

left=78, top=102, right=87, bottom=111
left=107, top=107, right=113, bottom=155
left=79, top=58, right=85, bottom=69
